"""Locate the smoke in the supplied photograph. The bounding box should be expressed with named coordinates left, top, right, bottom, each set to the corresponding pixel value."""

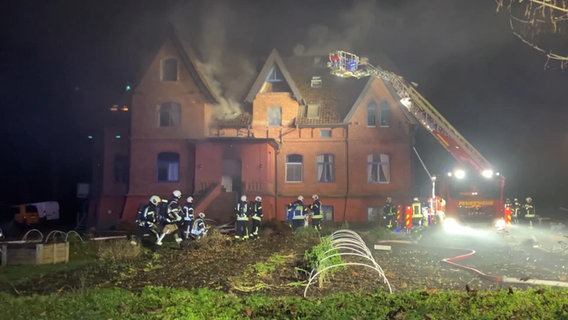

left=172, top=1, right=258, bottom=120
left=294, top=0, right=379, bottom=56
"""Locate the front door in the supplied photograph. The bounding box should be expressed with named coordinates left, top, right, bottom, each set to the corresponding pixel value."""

left=222, top=159, right=241, bottom=194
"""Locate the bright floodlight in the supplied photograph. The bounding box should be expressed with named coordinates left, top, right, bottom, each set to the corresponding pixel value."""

left=454, top=169, right=466, bottom=179
left=481, top=169, right=494, bottom=178
left=400, top=97, right=412, bottom=109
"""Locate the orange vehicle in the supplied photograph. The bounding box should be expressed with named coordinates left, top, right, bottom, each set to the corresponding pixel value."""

left=11, top=204, right=41, bottom=225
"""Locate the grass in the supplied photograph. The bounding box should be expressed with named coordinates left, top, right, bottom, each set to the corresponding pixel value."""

left=2, top=286, right=568, bottom=319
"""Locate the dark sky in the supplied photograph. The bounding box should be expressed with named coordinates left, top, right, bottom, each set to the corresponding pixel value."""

left=1, top=0, right=567, bottom=211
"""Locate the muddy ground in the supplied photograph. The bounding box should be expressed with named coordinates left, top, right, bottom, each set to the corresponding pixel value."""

left=3, top=221, right=568, bottom=297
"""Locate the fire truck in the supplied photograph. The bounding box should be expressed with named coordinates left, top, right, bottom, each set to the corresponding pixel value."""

left=328, top=51, right=506, bottom=226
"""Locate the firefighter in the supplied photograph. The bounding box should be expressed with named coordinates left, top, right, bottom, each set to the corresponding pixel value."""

left=310, top=194, right=323, bottom=231
left=383, top=196, right=398, bottom=230
left=287, top=195, right=307, bottom=231
left=191, top=212, right=207, bottom=239
left=156, top=190, right=183, bottom=247
left=132, top=195, right=161, bottom=246
left=181, top=196, right=195, bottom=240
left=249, top=196, right=263, bottom=239
left=411, top=197, right=424, bottom=227
left=523, top=197, right=536, bottom=228
left=512, top=198, right=522, bottom=225
left=235, top=195, right=249, bottom=240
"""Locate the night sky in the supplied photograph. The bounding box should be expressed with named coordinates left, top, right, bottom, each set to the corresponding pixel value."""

left=1, top=0, right=567, bottom=215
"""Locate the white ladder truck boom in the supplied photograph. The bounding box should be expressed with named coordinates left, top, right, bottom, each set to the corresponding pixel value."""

left=328, top=50, right=506, bottom=224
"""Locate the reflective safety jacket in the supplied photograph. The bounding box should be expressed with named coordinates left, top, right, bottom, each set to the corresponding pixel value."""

left=412, top=200, right=423, bottom=219
left=182, top=203, right=194, bottom=222
left=235, top=200, right=249, bottom=221
left=191, top=217, right=206, bottom=235
left=166, top=199, right=182, bottom=223
left=310, top=199, right=323, bottom=219
left=383, top=203, right=397, bottom=217
left=136, top=203, right=158, bottom=227
left=288, top=200, right=306, bottom=220
left=250, top=201, right=263, bottom=221
left=524, top=203, right=536, bottom=218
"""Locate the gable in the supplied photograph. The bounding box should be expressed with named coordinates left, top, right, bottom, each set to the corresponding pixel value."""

left=245, top=49, right=303, bottom=103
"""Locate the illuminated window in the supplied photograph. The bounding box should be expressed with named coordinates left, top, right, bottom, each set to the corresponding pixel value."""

left=285, top=154, right=303, bottom=182
left=157, top=152, right=179, bottom=182
left=310, top=76, right=322, bottom=88
left=366, top=102, right=377, bottom=127
left=379, top=101, right=391, bottom=127
left=162, top=58, right=178, bottom=81
left=367, top=153, right=390, bottom=183
left=267, top=105, right=282, bottom=126
left=316, top=154, right=334, bottom=183
left=113, top=155, right=129, bottom=184
left=159, top=102, right=181, bottom=127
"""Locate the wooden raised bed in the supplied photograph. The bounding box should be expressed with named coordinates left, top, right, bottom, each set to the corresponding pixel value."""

left=1, top=242, right=69, bottom=266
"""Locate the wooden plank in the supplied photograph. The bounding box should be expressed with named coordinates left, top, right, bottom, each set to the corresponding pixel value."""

left=373, top=244, right=392, bottom=251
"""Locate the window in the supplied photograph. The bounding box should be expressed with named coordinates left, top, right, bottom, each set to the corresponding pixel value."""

left=266, top=65, right=283, bottom=82
left=367, top=153, right=390, bottom=183
left=379, top=101, right=391, bottom=127
left=316, top=154, right=335, bottom=183
left=367, top=207, right=382, bottom=222
left=322, top=205, right=334, bottom=221
left=159, top=102, right=181, bottom=127
left=113, top=155, right=129, bottom=184
left=157, top=152, right=179, bottom=182
left=366, top=102, right=377, bottom=127
left=319, top=129, right=332, bottom=138
left=162, top=58, right=178, bottom=81
left=267, top=105, right=282, bottom=127
left=311, top=76, right=322, bottom=88
left=307, top=104, right=320, bottom=118
left=285, top=154, right=303, bottom=182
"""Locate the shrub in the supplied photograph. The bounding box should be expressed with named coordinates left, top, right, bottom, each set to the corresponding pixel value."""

left=96, top=239, right=141, bottom=263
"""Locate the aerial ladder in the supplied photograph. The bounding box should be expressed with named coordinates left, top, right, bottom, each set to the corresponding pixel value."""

left=328, top=51, right=506, bottom=225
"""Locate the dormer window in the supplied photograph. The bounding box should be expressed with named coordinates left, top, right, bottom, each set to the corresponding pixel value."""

left=307, top=104, right=320, bottom=118
left=162, top=58, right=178, bottom=81
left=311, top=76, right=322, bottom=88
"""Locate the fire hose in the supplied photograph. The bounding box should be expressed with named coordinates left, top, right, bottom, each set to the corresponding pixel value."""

left=442, top=247, right=568, bottom=288
left=378, top=240, right=568, bottom=288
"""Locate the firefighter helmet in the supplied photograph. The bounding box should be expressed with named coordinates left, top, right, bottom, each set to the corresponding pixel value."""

left=298, top=195, right=304, bottom=201
left=187, top=196, right=193, bottom=203
left=172, top=190, right=182, bottom=199
left=255, top=196, right=262, bottom=202
left=526, top=197, right=533, bottom=203
left=149, top=195, right=161, bottom=205
left=241, top=195, right=247, bottom=202
left=198, top=212, right=205, bottom=219
left=312, top=194, right=319, bottom=200
left=413, top=197, right=419, bottom=202
left=386, top=196, right=392, bottom=203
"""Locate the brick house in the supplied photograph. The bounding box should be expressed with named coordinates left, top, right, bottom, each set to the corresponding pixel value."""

left=89, top=30, right=415, bottom=229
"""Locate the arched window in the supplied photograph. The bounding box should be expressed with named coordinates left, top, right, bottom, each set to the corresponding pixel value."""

left=366, top=102, right=377, bottom=127
left=285, top=154, right=303, bottom=182
left=157, top=152, right=179, bottom=182
left=379, top=101, right=391, bottom=127
left=316, top=154, right=335, bottom=183
left=162, top=58, right=178, bottom=81
left=158, top=102, right=181, bottom=127
left=268, top=105, right=282, bottom=127
left=367, top=153, right=390, bottom=183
